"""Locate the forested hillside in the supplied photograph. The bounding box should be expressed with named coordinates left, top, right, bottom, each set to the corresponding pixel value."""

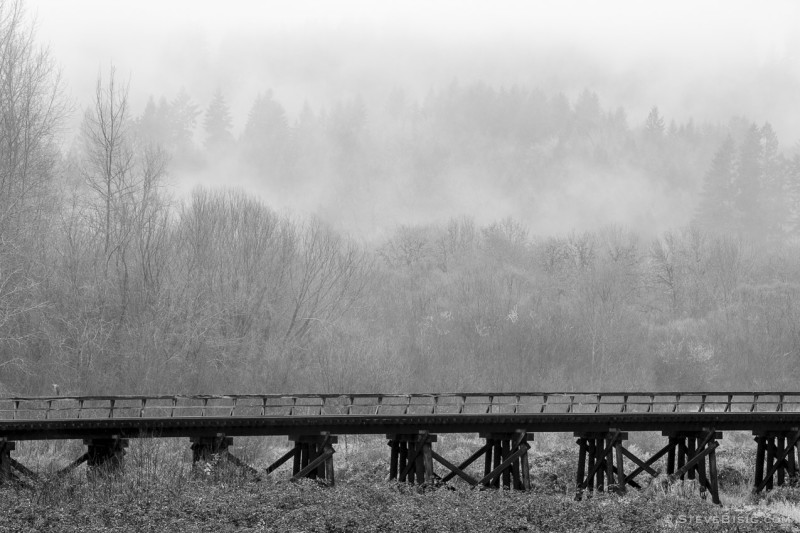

left=2, top=0, right=800, bottom=396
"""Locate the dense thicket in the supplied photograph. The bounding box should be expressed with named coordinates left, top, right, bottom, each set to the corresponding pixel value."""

left=2, top=0, right=800, bottom=395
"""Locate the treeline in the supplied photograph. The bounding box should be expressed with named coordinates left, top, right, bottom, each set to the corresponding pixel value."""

left=2, top=0, right=800, bottom=395
left=136, top=74, right=800, bottom=238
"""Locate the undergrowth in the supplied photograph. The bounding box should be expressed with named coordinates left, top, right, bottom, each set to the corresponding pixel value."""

left=0, top=436, right=798, bottom=532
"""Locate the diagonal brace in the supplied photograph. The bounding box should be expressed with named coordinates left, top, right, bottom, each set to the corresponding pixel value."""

left=431, top=451, right=478, bottom=486
left=440, top=444, right=491, bottom=483
left=478, top=442, right=530, bottom=486
left=755, top=430, right=800, bottom=493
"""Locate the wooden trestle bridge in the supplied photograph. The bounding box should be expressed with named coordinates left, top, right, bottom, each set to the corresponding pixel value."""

left=3, top=392, right=800, bottom=504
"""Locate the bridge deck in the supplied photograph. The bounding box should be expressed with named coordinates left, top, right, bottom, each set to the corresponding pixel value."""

left=1, top=392, right=800, bottom=440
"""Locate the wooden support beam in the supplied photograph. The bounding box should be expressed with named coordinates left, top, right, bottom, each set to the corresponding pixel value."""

left=287, top=433, right=336, bottom=484
left=56, top=452, right=89, bottom=477
left=432, top=451, right=479, bottom=486
left=388, top=432, right=437, bottom=485
left=621, top=445, right=662, bottom=479
left=85, top=435, right=128, bottom=477
left=265, top=448, right=297, bottom=474
left=669, top=444, right=717, bottom=481
left=753, top=429, right=800, bottom=493
left=477, top=442, right=531, bottom=486
left=440, top=443, right=490, bottom=483
left=0, top=439, right=15, bottom=482
left=291, top=450, right=335, bottom=480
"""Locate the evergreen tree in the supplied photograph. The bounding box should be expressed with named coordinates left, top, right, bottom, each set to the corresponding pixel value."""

left=696, top=136, right=737, bottom=233
left=241, top=90, right=290, bottom=175
left=136, top=95, right=170, bottom=147
left=735, top=124, right=763, bottom=236
left=644, top=106, right=665, bottom=140
left=169, top=87, right=200, bottom=154
left=789, top=154, right=800, bottom=233
left=203, top=89, right=234, bottom=153
left=759, top=123, right=788, bottom=237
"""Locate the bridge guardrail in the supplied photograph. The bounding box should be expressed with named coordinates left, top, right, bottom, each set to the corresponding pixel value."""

left=1, top=392, right=799, bottom=420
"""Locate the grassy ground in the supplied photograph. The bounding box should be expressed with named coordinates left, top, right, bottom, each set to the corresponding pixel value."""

left=0, top=434, right=799, bottom=532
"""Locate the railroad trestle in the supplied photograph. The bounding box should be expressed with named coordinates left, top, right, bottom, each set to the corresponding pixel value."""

left=2, top=392, right=800, bottom=504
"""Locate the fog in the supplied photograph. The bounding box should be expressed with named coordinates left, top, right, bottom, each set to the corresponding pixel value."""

left=24, top=0, right=800, bottom=237
left=6, top=0, right=800, bottom=396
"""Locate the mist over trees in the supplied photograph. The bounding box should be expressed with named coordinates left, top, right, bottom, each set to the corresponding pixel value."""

left=2, top=0, right=800, bottom=396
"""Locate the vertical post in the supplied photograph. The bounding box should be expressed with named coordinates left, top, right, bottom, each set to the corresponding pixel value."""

left=389, top=440, right=399, bottom=481
left=777, top=437, right=786, bottom=486
left=766, top=436, right=776, bottom=491
left=586, top=438, right=596, bottom=497
left=575, top=437, right=587, bottom=501
left=520, top=443, right=532, bottom=491
left=708, top=441, right=721, bottom=505
left=292, top=441, right=302, bottom=475
left=86, top=436, right=128, bottom=477
left=754, top=434, right=765, bottom=491
left=323, top=440, right=335, bottom=485
left=422, top=435, right=434, bottom=485
left=667, top=436, right=676, bottom=475
left=615, top=437, right=626, bottom=493
left=492, top=439, right=502, bottom=488
left=501, top=438, right=511, bottom=488
left=687, top=437, right=696, bottom=480
left=595, top=438, right=605, bottom=492
left=415, top=440, right=425, bottom=485
left=605, top=435, right=615, bottom=490
left=0, top=439, right=14, bottom=482
left=484, top=438, right=493, bottom=481
left=399, top=441, right=408, bottom=482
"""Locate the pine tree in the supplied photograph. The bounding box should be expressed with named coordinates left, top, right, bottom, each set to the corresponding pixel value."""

left=644, top=106, right=665, bottom=140
left=203, top=89, right=234, bottom=153
left=696, top=136, right=737, bottom=233
left=758, top=122, right=787, bottom=237
left=169, top=87, right=200, bottom=153
left=735, top=124, right=763, bottom=236
left=241, top=90, right=290, bottom=175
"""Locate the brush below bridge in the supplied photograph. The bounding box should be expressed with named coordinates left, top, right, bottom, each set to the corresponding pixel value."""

left=2, top=392, right=800, bottom=504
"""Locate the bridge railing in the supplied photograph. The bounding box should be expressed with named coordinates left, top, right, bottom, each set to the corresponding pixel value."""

left=0, top=392, right=798, bottom=420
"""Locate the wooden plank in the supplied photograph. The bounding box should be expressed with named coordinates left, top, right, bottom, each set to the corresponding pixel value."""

left=708, top=445, right=721, bottom=505
left=765, top=436, right=776, bottom=491
left=668, top=442, right=718, bottom=482
left=398, top=441, right=408, bottom=482
left=477, top=442, right=530, bottom=486
left=575, top=438, right=587, bottom=500
left=266, top=448, right=296, bottom=474
left=615, top=439, right=625, bottom=493
left=501, top=438, right=511, bottom=488
left=389, top=440, right=399, bottom=480
left=520, top=447, right=531, bottom=491
left=422, top=442, right=433, bottom=484
left=291, top=450, right=334, bottom=480
left=324, top=443, right=335, bottom=485
left=755, top=430, right=800, bottom=492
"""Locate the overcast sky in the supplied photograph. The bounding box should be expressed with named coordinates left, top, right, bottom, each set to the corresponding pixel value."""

left=26, top=0, right=800, bottom=137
